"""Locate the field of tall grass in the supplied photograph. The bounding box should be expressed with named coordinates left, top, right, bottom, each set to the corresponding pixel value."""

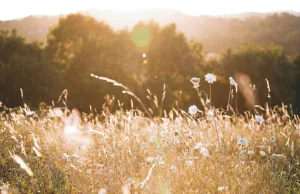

left=0, top=75, right=300, bottom=193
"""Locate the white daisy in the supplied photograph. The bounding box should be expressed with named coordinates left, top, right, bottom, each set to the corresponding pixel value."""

left=255, top=115, right=265, bottom=124
left=237, top=137, right=249, bottom=146
left=269, top=136, right=276, bottom=142
left=146, top=157, right=154, bottom=163
left=150, top=136, right=156, bottom=142
left=205, top=73, right=217, bottom=84
left=259, top=151, right=266, bottom=156
left=190, top=77, right=200, bottom=88
left=188, top=105, right=198, bottom=115
left=200, top=147, right=210, bottom=157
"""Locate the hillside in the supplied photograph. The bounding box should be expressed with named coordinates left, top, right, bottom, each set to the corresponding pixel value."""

left=0, top=9, right=300, bottom=53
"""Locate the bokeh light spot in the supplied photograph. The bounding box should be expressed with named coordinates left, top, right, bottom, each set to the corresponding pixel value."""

left=131, top=27, right=152, bottom=47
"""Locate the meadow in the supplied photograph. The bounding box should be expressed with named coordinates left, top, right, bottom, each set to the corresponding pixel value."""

left=0, top=75, right=300, bottom=194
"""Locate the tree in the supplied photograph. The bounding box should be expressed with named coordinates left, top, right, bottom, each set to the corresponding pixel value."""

left=130, top=22, right=206, bottom=112
left=0, top=30, right=59, bottom=107
left=46, top=14, right=140, bottom=110
left=219, top=44, right=297, bottom=110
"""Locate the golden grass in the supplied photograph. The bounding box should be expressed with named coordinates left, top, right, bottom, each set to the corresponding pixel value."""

left=0, top=102, right=299, bottom=194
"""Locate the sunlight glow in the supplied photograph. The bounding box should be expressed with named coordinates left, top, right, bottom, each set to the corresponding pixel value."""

left=131, top=26, right=152, bottom=47
left=0, top=0, right=299, bottom=20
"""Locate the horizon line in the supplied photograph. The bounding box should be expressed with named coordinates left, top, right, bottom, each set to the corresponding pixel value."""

left=1, top=8, right=299, bottom=21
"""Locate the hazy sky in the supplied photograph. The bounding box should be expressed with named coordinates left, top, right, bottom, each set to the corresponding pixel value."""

left=0, top=0, right=299, bottom=20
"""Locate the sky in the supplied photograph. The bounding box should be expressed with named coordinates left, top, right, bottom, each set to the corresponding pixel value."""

left=0, top=0, right=299, bottom=20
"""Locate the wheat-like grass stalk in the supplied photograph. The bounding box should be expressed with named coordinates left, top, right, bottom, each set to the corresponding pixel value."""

left=91, top=74, right=151, bottom=117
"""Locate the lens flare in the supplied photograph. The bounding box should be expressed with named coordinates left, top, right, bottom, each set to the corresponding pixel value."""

left=235, top=72, right=257, bottom=109
left=131, top=26, right=152, bottom=47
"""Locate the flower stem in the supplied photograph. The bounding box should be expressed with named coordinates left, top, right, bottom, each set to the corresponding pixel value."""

left=236, top=90, right=238, bottom=115
left=227, top=85, right=231, bottom=112
left=210, top=84, right=212, bottom=106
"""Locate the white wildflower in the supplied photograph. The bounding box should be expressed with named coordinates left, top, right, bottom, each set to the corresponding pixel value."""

left=237, top=137, right=249, bottom=146
left=218, top=186, right=228, bottom=191
left=160, top=130, right=167, bottom=137
left=259, top=151, right=266, bottom=156
left=229, top=77, right=238, bottom=87
left=174, top=137, right=180, bottom=145
left=158, top=160, right=165, bottom=167
left=98, top=188, right=107, bottom=194
left=269, top=136, right=276, bottom=142
left=190, top=77, right=200, bottom=88
left=205, top=73, right=217, bottom=84
left=185, top=160, right=193, bottom=167
left=150, top=136, right=156, bottom=142
left=146, top=157, right=154, bottom=163
left=188, top=105, right=198, bottom=115
left=200, top=147, right=210, bottom=157
left=255, top=115, right=265, bottom=124
left=170, top=165, right=177, bottom=172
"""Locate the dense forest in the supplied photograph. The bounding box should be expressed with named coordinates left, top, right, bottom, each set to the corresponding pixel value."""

left=0, top=12, right=300, bottom=114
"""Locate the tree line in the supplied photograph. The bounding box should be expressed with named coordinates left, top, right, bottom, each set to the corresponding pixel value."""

left=0, top=14, right=299, bottom=114
left=1, top=12, right=300, bottom=54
